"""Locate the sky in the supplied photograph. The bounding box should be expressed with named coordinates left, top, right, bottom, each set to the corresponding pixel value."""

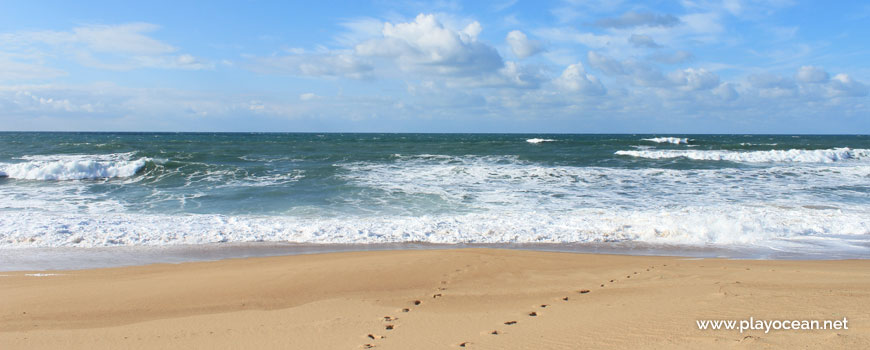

left=0, top=0, right=868, bottom=133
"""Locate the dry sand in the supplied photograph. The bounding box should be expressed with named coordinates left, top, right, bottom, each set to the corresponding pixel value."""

left=1, top=248, right=868, bottom=349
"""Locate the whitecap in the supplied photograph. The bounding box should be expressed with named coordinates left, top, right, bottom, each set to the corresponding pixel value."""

left=642, top=137, right=689, bottom=144
left=0, top=153, right=150, bottom=180
left=615, top=148, right=870, bottom=163
left=526, top=138, right=556, bottom=144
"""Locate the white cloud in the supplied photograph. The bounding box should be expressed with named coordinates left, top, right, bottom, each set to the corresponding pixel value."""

left=829, top=74, right=868, bottom=97
left=713, top=82, right=739, bottom=100
left=669, top=68, right=719, bottom=90
left=506, top=30, right=544, bottom=58
left=1, top=23, right=210, bottom=71
left=494, top=61, right=547, bottom=88
left=299, top=93, right=319, bottom=101
left=555, top=62, right=606, bottom=95
left=679, top=12, right=724, bottom=39
left=66, top=23, right=176, bottom=55
left=533, top=27, right=616, bottom=49
left=0, top=55, right=66, bottom=81
left=252, top=51, right=373, bottom=79
left=355, top=14, right=503, bottom=76
left=796, top=66, right=828, bottom=83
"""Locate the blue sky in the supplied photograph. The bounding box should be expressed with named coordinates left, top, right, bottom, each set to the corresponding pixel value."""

left=1, top=0, right=868, bottom=133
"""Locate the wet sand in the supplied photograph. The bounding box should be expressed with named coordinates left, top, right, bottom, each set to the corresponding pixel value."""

left=1, top=249, right=868, bottom=349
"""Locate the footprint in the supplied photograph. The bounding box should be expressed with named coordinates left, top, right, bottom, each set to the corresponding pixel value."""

left=383, top=316, right=397, bottom=321
left=600, top=284, right=605, bottom=287
left=504, top=321, right=517, bottom=325
left=414, top=300, right=422, bottom=305
left=540, top=304, right=549, bottom=308
left=490, top=330, right=499, bottom=335
left=579, top=289, right=590, bottom=294
left=626, top=275, right=631, bottom=278
left=362, top=344, right=375, bottom=349
left=367, top=334, right=384, bottom=340
left=402, top=308, right=410, bottom=313
left=433, top=293, right=443, bottom=298
left=528, top=312, right=537, bottom=317
left=609, top=280, right=614, bottom=283
left=459, top=342, right=469, bottom=347
left=562, top=296, right=569, bottom=301
left=385, top=325, right=395, bottom=330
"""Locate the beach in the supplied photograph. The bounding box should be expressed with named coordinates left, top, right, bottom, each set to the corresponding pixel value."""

left=2, top=248, right=867, bottom=349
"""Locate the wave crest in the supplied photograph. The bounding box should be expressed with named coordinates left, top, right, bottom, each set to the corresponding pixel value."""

left=0, top=153, right=150, bottom=180
left=615, top=147, right=870, bottom=163
left=526, top=138, right=556, bottom=144
left=642, top=137, right=688, bottom=144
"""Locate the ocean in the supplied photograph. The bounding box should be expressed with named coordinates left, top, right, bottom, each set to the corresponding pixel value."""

left=1, top=133, right=868, bottom=267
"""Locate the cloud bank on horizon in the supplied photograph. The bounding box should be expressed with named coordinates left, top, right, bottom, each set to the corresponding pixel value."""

left=0, top=0, right=868, bottom=133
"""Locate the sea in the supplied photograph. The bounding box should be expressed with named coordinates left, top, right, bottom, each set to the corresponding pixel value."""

left=1, top=133, right=868, bottom=269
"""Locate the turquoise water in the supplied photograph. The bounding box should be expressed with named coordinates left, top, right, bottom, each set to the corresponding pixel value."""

left=0, top=133, right=868, bottom=258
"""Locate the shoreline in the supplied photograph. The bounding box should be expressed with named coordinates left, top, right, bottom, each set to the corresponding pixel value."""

left=2, top=248, right=868, bottom=349
left=3, top=241, right=865, bottom=272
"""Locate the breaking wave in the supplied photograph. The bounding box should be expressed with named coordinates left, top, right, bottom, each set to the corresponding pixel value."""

left=526, top=138, right=556, bottom=144
left=0, top=153, right=150, bottom=180
left=615, top=148, right=870, bottom=163
left=642, top=137, right=689, bottom=144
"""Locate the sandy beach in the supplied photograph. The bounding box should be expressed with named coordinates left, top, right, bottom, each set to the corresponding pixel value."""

left=1, top=249, right=868, bottom=349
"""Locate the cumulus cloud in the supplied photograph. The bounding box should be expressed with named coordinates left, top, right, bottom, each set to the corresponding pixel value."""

left=506, top=30, right=544, bottom=58
left=355, top=14, right=503, bottom=76
left=585, top=52, right=670, bottom=87
left=12, top=90, right=96, bottom=112
left=795, top=65, right=828, bottom=83
left=555, top=62, right=605, bottom=96
left=628, top=34, right=661, bottom=48
left=494, top=61, right=547, bottom=88
left=594, top=11, right=680, bottom=28
left=829, top=74, right=868, bottom=97
left=713, top=82, right=739, bottom=101
left=749, top=73, right=797, bottom=98
left=669, top=68, right=719, bottom=90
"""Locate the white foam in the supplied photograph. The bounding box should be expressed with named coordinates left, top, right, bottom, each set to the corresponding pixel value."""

left=340, top=155, right=870, bottom=213
left=0, top=206, right=866, bottom=250
left=526, top=138, right=556, bottom=144
left=616, top=148, right=870, bottom=163
left=0, top=153, right=150, bottom=180
left=2, top=153, right=868, bottom=256
left=642, top=137, right=688, bottom=144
